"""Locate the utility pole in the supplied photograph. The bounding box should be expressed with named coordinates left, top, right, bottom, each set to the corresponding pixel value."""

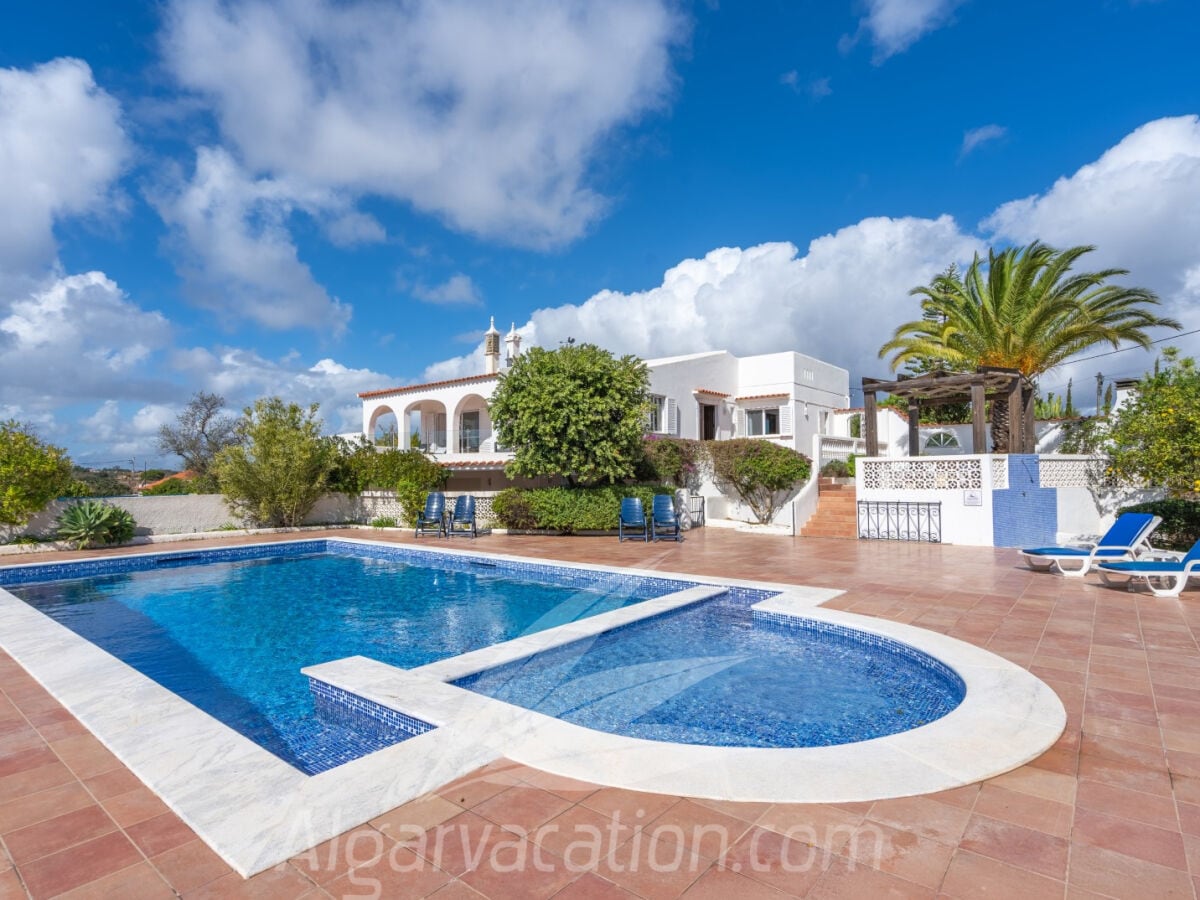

left=1095, top=372, right=1103, bottom=414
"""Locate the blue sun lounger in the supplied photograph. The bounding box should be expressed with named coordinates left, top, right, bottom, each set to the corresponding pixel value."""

left=1096, top=539, right=1200, bottom=597
left=1021, top=513, right=1161, bottom=577
left=618, top=497, right=648, bottom=542
left=651, top=494, right=681, bottom=542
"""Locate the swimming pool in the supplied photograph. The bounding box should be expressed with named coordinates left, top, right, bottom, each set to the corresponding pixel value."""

left=5, top=540, right=691, bottom=773
left=455, top=589, right=965, bottom=747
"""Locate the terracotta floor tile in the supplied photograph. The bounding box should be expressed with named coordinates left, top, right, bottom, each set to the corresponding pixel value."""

left=1067, top=842, right=1194, bottom=899
left=124, top=812, right=197, bottom=857
left=580, top=787, right=678, bottom=826
left=647, top=799, right=753, bottom=861
left=865, top=797, right=971, bottom=846
left=987, top=766, right=1077, bottom=805
left=372, top=793, right=465, bottom=844
left=939, top=850, right=1064, bottom=900
left=716, top=825, right=827, bottom=896
left=57, top=861, right=174, bottom=899
left=101, top=786, right=171, bottom=828
left=417, top=811, right=508, bottom=876
left=0, top=868, right=24, bottom=900
left=970, top=784, right=1073, bottom=838
left=754, top=804, right=862, bottom=854
left=680, top=865, right=793, bottom=899
left=1071, top=807, right=1188, bottom=871
left=1074, top=778, right=1179, bottom=830
left=808, top=853, right=935, bottom=899
left=0, top=748, right=58, bottom=781
left=18, top=830, right=142, bottom=899
left=688, top=797, right=772, bottom=823
left=326, top=844, right=452, bottom=899
left=183, top=863, right=316, bottom=899
left=958, top=813, right=1068, bottom=880
left=0, top=781, right=93, bottom=833
left=473, top=783, right=575, bottom=837
left=840, top=819, right=954, bottom=889
left=149, top=839, right=234, bottom=893
left=47, top=735, right=121, bottom=780
left=516, top=769, right=600, bottom=804
left=552, top=871, right=639, bottom=899
left=459, top=838, right=577, bottom=900
left=532, top=805, right=632, bottom=863
left=287, top=824, right=386, bottom=886
left=436, top=765, right=522, bottom=810
left=81, top=769, right=144, bottom=801
left=0, top=762, right=75, bottom=805
left=426, top=879, right=487, bottom=899
left=3, top=804, right=116, bottom=865
left=592, top=830, right=710, bottom=900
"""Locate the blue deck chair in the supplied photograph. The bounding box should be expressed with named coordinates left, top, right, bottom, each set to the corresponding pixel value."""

left=447, top=495, right=477, bottom=538
left=618, top=497, right=648, bottom=542
left=414, top=491, right=446, bottom=538
left=651, top=494, right=681, bottom=542
left=1096, top=539, right=1200, bottom=597
left=1021, top=513, right=1161, bottom=577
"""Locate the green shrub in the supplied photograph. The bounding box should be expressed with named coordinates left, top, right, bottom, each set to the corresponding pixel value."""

left=704, top=439, right=811, bottom=524
left=846, top=454, right=857, bottom=477
left=492, top=485, right=671, bottom=534
left=55, top=500, right=136, bottom=549
left=141, top=477, right=197, bottom=495
left=820, top=460, right=850, bottom=477
left=1116, top=499, right=1200, bottom=552
left=640, top=436, right=702, bottom=487
left=370, top=516, right=398, bottom=528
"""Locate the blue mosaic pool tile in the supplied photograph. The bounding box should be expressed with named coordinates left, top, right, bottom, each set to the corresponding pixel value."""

left=309, top=679, right=434, bottom=742
left=751, top=609, right=967, bottom=698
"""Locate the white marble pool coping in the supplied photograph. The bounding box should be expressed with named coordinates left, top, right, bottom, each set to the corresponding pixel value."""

left=0, top=538, right=1065, bottom=878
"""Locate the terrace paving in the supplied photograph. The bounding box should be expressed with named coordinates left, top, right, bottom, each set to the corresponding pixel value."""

left=0, top=527, right=1196, bottom=898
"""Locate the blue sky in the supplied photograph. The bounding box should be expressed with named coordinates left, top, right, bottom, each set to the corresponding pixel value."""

left=1, top=0, right=1198, bottom=466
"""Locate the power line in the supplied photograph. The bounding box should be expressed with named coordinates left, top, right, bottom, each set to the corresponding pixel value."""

left=1065, top=327, right=1200, bottom=364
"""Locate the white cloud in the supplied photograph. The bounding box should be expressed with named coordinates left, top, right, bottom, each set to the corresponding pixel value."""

left=150, top=147, right=352, bottom=332
left=161, top=0, right=683, bottom=248
left=0, top=58, right=130, bottom=278
left=984, top=115, right=1200, bottom=309
left=412, top=273, right=483, bottom=306
left=780, top=71, right=832, bottom=100
left=847, top=0, right=967, bottom=62
left=0, top=271, right=175, bottom=410
left=960, top=124, right=1007, bottom=159
left=424, top=217, right=983, bottom=382
left=170, top=346, right=396, bottom=435
left=324, top=211, right=387, bottom=247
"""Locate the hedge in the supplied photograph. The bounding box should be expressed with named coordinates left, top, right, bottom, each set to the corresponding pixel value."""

left=492, top=484, right=674, bottom=534
left=1116, top=499, right=1200, bottom=552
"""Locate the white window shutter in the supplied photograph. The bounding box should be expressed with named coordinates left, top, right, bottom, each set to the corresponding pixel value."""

left=667, top=398, right=678, bottom=435
left=737, top=408, right=746, bottom=436
left=780, top=405, right=792, bottom=435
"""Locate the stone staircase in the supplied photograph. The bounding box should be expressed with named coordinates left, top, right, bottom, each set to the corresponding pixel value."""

left=800, top=478, right=858, bottom=539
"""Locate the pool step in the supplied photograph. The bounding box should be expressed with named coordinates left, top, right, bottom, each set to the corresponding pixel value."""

left=801, top=481, right=858, bottom=539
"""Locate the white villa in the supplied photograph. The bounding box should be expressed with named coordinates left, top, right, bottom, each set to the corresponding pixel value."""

left=357, top=318, right=850, bottom=492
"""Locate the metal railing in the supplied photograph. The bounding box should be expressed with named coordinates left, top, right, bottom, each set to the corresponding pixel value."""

left=857, top=501, right=942, bottom=542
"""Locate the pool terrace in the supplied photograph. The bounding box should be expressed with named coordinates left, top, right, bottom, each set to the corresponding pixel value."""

left=1, top=528, right=1198, bottom=898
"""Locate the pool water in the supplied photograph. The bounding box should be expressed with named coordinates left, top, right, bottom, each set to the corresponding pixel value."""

left=9, top=550, right=659, bottom=774
left=456, top=590, right=966, bottom=747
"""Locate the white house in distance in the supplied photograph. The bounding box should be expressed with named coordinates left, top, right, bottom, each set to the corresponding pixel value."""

left=357, top=318, right=850, bottom=491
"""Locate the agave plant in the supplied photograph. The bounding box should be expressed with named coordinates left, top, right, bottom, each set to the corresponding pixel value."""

left=55, top=500, right=136, bottom=549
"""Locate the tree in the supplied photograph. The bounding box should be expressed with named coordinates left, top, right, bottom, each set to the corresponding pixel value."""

left=213, top=398, right=338, bottom=526
left=896, top=263, right=974, bottom=424
left=880, top=242, right=1180, bottom=451
left=0, top=421, right=74, bottom=527
left=489, top=343, right=650, bottom=486
left=158, top=392, right=241, bottom=490
left=704, top=439, right=811, bottom=524
left=1105, top=348, right=1200, bottom=496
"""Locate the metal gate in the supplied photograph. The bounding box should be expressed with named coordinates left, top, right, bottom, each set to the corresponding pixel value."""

left=857, top=501, right=942, bottom=542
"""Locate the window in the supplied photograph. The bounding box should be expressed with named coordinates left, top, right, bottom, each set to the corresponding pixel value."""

left=459, top=411, right=481, bottom=452
left=746, top=408, right=780, bottom=436
left=924, top=431, right=960, bottom=449
left=647, top=395, right=665, bottom=432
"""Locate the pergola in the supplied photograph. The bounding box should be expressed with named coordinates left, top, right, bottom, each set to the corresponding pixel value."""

left=861, top=367, right=1037, bottom=457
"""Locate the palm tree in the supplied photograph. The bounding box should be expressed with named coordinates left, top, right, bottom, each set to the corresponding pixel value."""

left=880, top=242, right=1181, bottom=451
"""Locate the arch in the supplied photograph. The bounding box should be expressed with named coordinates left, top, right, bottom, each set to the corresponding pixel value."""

left=403, top=399, right=448, bottom=452
left=923, top=430, right=963, bottom=455
left=452, top=393, right=493, bottom=453
left=367, top=405, right=399, bottom=448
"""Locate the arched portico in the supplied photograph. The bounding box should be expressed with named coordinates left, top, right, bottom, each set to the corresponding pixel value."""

left=403, top=399, right=448, bottom=452
left=366, top=405, right=399, bottom=448
left=452, top=393, right=493, bottom=453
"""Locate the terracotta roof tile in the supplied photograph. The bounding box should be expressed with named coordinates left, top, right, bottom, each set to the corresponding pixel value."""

left=735, top=393, right=790, bottom=402
left=358, top=373, right=498, bottom=399
left=693, top=387, right=730, bottom=397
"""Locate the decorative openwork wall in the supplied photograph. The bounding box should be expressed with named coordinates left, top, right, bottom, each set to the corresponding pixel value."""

left=860, top=457, right=983, bottom=491
left=991, top=457, right=1009, bottom=490
left=1038, top=456, right=1112, bottom=489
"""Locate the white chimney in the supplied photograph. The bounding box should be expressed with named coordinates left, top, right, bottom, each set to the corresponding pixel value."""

left=505, top=323, right=522, bottom=367
left=483, top=317, right=501, bottom=375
